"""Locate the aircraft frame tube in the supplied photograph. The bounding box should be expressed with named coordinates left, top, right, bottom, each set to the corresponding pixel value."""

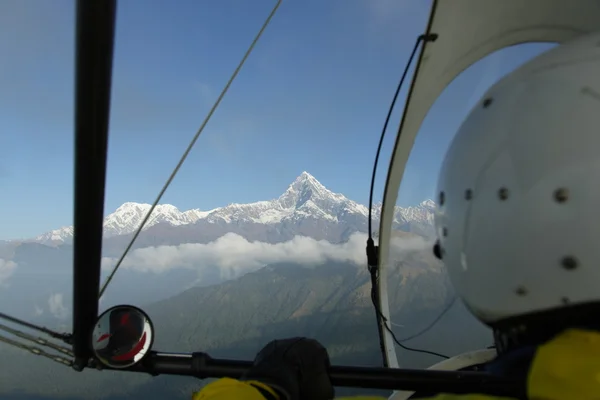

left=105, top=351, right=521, bottom=395
left=72, top=0, right=116, bottom=368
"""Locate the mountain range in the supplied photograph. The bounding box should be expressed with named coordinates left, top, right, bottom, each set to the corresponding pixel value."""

left=30, top=171, right=436, bottom=250
left=0, top=171, right=472, bottom=400
left=0, top=172, right=491, bottom=400
left=0, top=171, right=439, bottom=330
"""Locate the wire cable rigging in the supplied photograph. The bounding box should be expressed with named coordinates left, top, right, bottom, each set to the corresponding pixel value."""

left=397, top=295, right=457, bottom=343
left=0, top=315, right=76, bottom=367
left=365, top=32, right=448, bottom=363
left=0, top=0, right=282, bottom=364
left=98, top=0, right=282, bottom=298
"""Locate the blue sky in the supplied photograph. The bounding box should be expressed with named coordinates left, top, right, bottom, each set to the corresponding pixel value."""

left=0, top=0, right=554, bottom=240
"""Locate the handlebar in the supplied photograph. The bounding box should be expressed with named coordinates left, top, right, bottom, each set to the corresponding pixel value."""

left=112, top=351, right=522, bottom=396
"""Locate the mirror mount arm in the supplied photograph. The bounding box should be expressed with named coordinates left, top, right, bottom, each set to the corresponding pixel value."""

left=191, top=352, right=214, bottom=379
left=118, top=351, right=522, bottom=395
left=72, top=359, right=87, bottom=372
left=131, top=351, right=251, bottom=379
left=190, top=352, right=252, bottom=380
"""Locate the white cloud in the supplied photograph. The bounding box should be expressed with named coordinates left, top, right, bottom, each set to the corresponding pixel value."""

left=48, top=293, right=68, bottom=320
left=101, top=232, right=432, bottom=280
left=0, top=259, right=16, bottom=285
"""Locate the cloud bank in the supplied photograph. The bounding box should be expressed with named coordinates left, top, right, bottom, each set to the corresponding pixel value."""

left=48, top=293, right=68, bottom=320
left=0, top=259, right=16, bottom=285
left=101, top=232, right=432, bottom=279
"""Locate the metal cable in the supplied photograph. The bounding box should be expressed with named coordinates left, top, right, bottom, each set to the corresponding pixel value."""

left=99, top=0, right=282, bottom=298
left=0, top=334, right=72, bottom=367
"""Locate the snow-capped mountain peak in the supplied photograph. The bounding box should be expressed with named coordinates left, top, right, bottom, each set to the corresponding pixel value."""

left=419, top=199, right=436, bottom=209
left=278, top=171, right=343, bottom=209
left=102, top=202, right=199, bottom=237
left=34, top=226, right=74, bottom=245
left=32, top=172, right=436, bottom=245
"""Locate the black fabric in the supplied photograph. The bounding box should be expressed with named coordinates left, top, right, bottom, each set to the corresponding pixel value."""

left=491, top=301, right=600, bottom=354
left=241, top=337, right=335, bottom=400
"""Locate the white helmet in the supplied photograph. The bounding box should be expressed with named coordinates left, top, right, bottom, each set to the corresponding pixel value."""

left=435, top=30, right=600, bottom=325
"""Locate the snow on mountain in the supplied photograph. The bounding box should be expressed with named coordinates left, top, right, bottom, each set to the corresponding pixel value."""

left=203, top=171, right=370, bottom=225
left=32, top=172, right=435, bottom=245
left=34, top=226, right=74, bottom=245
left=395, top=199, right=436, bottom=225
left=102, top=203, right=210, bottom=236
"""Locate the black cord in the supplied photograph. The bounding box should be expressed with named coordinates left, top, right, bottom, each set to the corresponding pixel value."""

left=367, top=32, right=436, bottom=238
left=369, top=267, right=449, bottom=360
left=397, top=296, right=456, bottom=343
left=366, top=32, right=448, bottom=363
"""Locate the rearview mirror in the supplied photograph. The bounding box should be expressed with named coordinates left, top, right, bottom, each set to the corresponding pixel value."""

left=91, top=305, right=154, bottom=369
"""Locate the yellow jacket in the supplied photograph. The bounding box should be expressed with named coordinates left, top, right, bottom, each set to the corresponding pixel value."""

left=192, top=328, right=600, bottom=400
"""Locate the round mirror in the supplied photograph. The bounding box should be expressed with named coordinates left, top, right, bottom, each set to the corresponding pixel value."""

left=91, top=305, right=154, bottom=369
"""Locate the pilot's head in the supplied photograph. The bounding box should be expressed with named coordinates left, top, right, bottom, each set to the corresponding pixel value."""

left=434, top=30, right=600, bottom=352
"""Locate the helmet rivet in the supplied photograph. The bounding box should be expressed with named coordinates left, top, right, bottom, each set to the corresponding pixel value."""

left=515, top=286, right=527, bottom=296
left=554, top=188, right=569, bottom=203
left=498, top=187, right=509, bottom=200
left=483, top=98, right=493, bottom=108
left=439, top=191, right=445, bottom=205
left=465, top=189, right=472, bottom=200
left=561, top=256, right=578, bottom=270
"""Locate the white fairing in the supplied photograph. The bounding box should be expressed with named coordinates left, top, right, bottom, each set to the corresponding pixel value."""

left=389, top=349, right=498, bottom=400
left=379, top=0, right=600, bottom=368
left=436, top=30, right=600, bottom=324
